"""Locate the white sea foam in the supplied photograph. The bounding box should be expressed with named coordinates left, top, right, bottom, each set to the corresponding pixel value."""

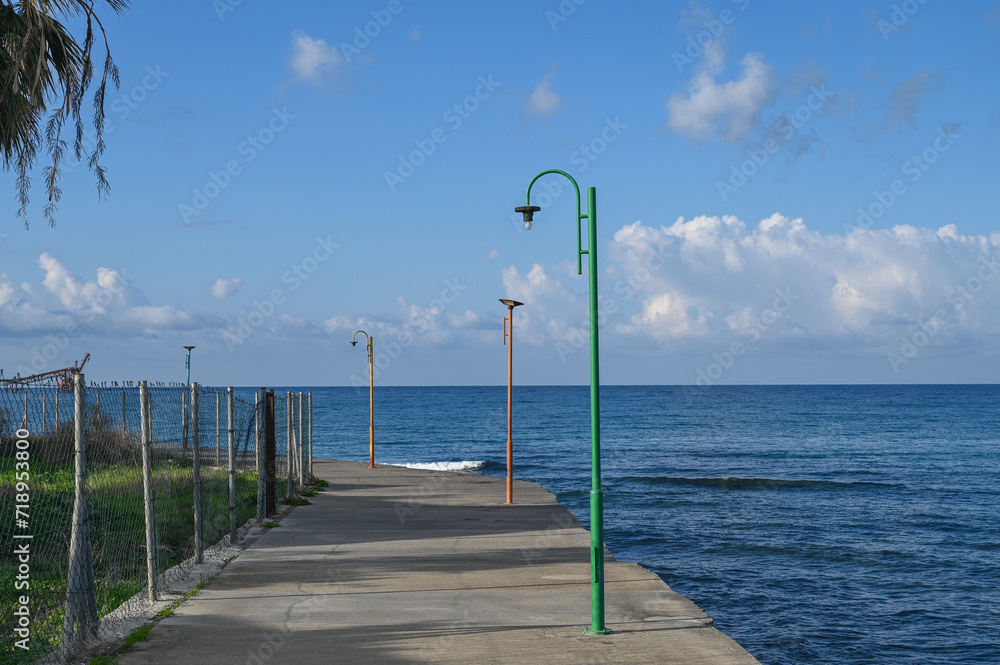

left=393, top=461, right=485, bottom=472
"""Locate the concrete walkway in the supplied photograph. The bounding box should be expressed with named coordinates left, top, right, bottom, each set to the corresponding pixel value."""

left=118, top=460, right=760, bottom=664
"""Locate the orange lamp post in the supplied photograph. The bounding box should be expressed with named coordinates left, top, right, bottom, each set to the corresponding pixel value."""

left=500, top=299, right=524, bottom=504
left=350, top=330, right=375, bottom=468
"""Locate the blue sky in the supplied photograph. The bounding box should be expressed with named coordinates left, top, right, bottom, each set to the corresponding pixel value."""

left=3, top=0, right=1000, bottom=386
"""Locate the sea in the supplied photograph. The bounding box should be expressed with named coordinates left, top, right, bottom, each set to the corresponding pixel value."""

left=277, top=384, right=997, bottom=665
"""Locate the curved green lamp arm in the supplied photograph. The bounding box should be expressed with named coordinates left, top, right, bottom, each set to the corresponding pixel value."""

left=525, top=169, right=587, bottom=275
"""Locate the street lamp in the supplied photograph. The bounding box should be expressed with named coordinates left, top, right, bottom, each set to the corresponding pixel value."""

left=183, top=346, right=195, bottom=386
left=350, top=331, right=375, bottom=468
left=182, top=346, right=195, bottom=459
left=499, top=298, right=524, bottom=505
left=515, top=169, right=610, bottom=635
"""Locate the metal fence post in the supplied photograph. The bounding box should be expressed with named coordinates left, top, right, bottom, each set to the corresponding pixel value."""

left=216, top=392, right=221, bottom=467
left=181, top=390, right=188, bottom=460
left=265, top=389, right=276, bottom=515
left=297, top=392, right=305, bottom=487
left=228, top=387, right=237, bottom=545
left=139, top=381, right=157, bottom=602
left=254, top=391, right=260, bottom=475
left=286, top=391, right=294, bottom=499
left=192, top=383, right=203, bottom=563
left=63, top=373, right=98, bottom=649
left=256, top=389, right=266, bottom=520
left=308, top=392, right=313, bottom=480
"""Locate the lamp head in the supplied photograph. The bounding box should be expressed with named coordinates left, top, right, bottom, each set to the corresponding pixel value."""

left=499, top=298, right=524, bottom=309
left=515, top=205, right=541, bottom=230
left=350, top=341, right=357, bottom=347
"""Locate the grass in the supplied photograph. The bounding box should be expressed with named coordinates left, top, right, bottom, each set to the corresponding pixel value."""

left=0, top=454, right=258, bottom=664
left=261, top=521, right=280, bottom=528
left=123, top=624, right=152, bottom=647
left=286, top=496, right=311, bottom=506
left=83, top=576, right=212, bottom=664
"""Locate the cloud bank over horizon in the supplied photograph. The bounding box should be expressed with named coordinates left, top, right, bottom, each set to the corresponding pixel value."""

left=5, top=215, right=1000, bottom=383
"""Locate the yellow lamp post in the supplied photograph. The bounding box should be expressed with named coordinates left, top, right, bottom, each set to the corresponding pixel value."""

left=350, top=330, right=375, bottom=468
left=500, top=299, right=524, bottom=504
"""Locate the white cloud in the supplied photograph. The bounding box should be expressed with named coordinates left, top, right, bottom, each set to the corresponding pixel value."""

left=501, top=263, right=589, bottom=346
left=606, top=215, right=1000, bottom=347
left=289, top=30, right=343, bottom=87
left=117, top=306, right=205, bottom=331
left=0, top=254, right=208, bottom=337
left=667, top=41, right=775, bottom=141
left=446, top=309, right=484, bottom=330
left=208, top=277, right=243, bottom=300
left=38, top=253, right=130, bottom=312
left=524, top=68, right=563, bottom=117
left=0, top=274, right=23, bottom=308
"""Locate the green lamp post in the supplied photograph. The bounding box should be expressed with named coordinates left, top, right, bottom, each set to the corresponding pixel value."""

left=515, top=169, right=610, bottom=635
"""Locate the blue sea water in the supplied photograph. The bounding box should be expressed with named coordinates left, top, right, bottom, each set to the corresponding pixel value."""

left=290, top=384, right=998, bottom=665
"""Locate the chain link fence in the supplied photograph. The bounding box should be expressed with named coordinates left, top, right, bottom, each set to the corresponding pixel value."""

left=0, top=377, right=312, bottom=664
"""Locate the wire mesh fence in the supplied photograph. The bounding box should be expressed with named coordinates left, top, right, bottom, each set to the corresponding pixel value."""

left=0, top=378, right=311, bottom=664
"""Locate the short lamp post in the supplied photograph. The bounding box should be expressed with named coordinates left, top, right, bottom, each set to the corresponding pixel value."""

left=515, top=169, right=610, bottom=635
left=499, top=298, right=524, bottom=504
left=350, top=330, right=375, bottom=468
left=183, top=346, right=195, bottom=387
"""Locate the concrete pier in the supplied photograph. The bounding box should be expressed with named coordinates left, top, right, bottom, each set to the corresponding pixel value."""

left=118, top=459, right=760, bottom=664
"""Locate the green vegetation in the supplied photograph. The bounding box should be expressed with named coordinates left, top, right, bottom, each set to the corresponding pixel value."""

left=261, top=521, right=280, bottom=528
left=123, top=624, right=152, bottom=647
left=286, top=496, right=311, bottom=506
left=0, top=455, right=258, bottom=664
left=185, top=580, right=206, bottom=600
left=84, top=574, right=213, bottom=664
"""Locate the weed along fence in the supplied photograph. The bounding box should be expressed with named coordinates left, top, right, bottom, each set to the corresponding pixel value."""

left=0, top=377, right=314, bottom=664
